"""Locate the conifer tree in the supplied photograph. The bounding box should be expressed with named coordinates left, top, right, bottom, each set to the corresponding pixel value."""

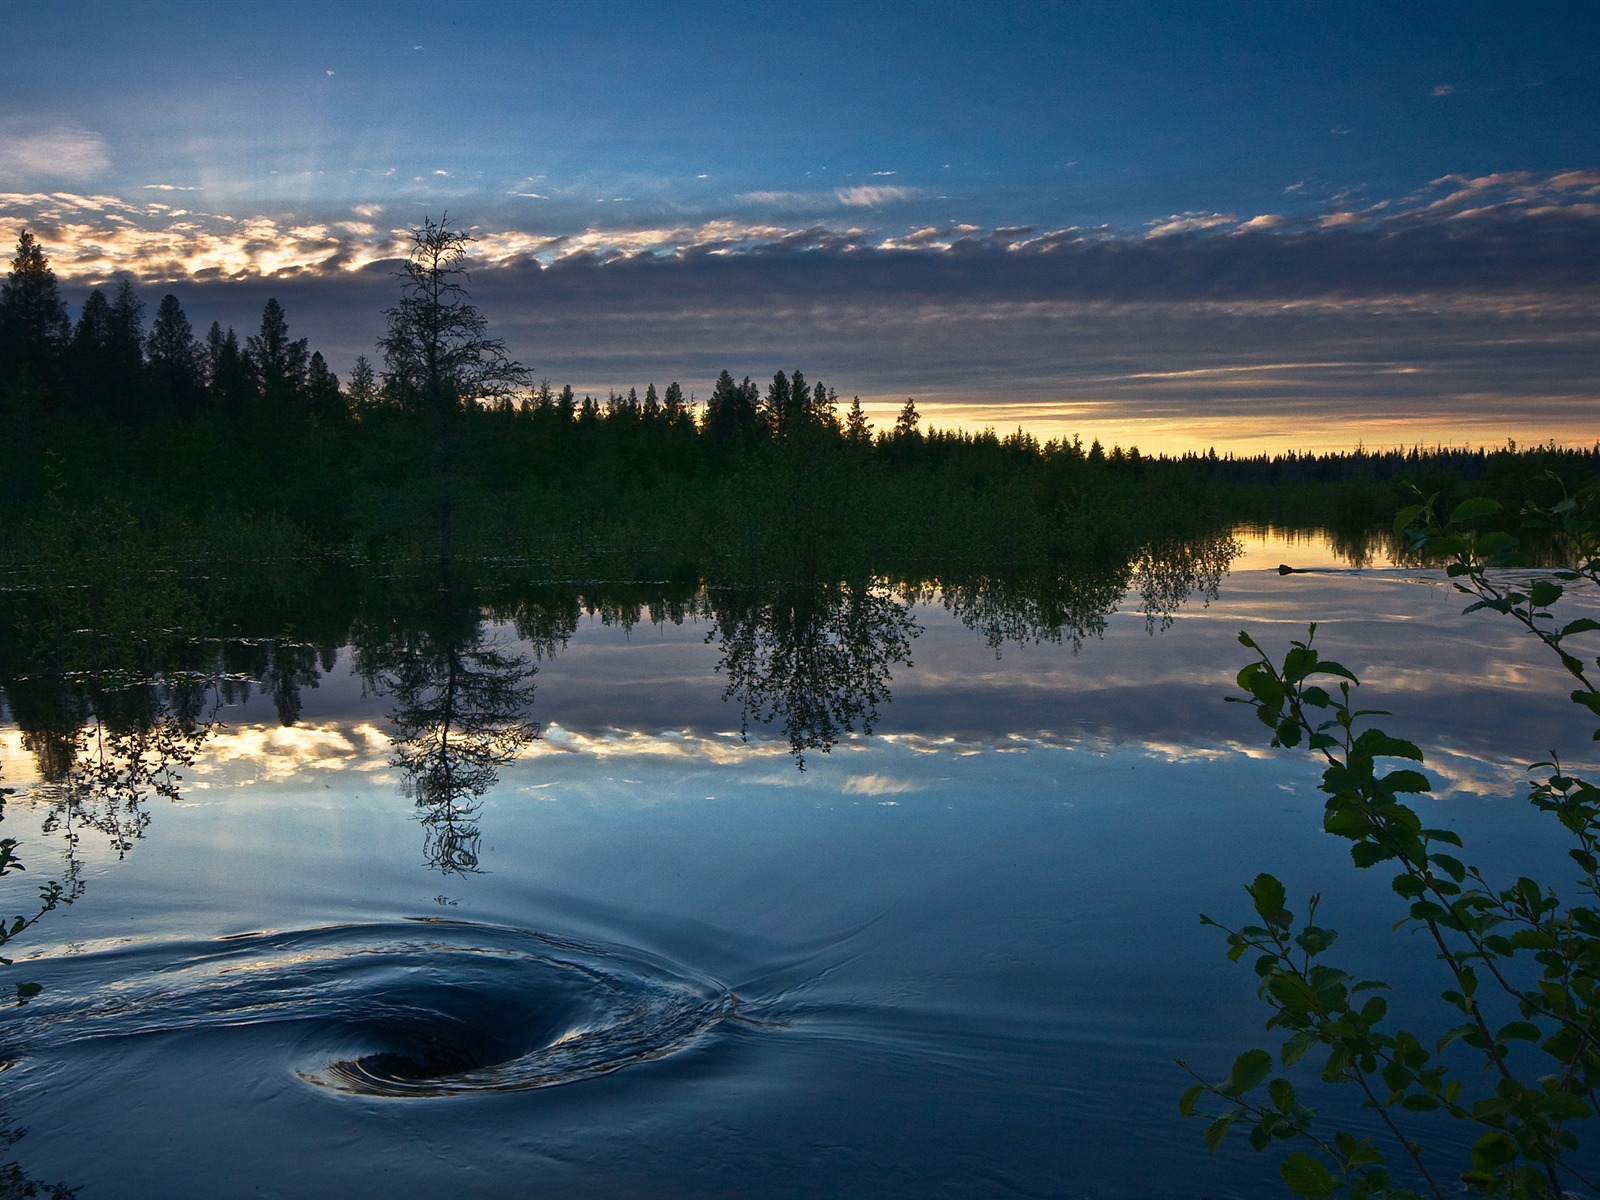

left=845, top=396, right=871, bottom=443
left=246, top=298, right=309, bottom=409
left=345, top=354, right=379, bottom=416
left=377, top=215, right=527, bottom=417
left=204, top=322, right=251, bottom=409
left=146, top=293, right=203, bottom=414
left=0, top=229, right=70, bottom=390
left=305, top=351, right=343, bottom=421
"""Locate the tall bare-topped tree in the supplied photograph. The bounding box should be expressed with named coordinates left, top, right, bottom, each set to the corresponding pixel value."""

left=378, top=214, right=528, bottom=418
left=378, top=215, right=529, bottom=559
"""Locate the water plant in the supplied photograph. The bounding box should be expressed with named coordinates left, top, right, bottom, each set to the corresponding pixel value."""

left=1180, top=487, right=1600, bottom=1198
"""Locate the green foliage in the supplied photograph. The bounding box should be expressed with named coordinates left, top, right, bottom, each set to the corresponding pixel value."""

left=1181, top=488, right=1600, bottom=1198
left=0, top=832, right=66, bottom=1006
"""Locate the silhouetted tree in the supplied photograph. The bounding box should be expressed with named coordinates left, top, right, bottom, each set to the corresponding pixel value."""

left=703, top=369, right=760, bottom=441
left=246, top=298, right=309, bottom=411
left=377, top=214, right=528, bottom=417
left=662, top=381, right=684, bottom=415
left=305, top=351, right=343, bottom=422
left=0, top=230, right=70, bottom=395
left=204, top=322, right=251, bottom=410
left=345, top=353, right=379, bottom=416
left=378, top=214, right=528, bottom=560
left=893, top=397, right=920, bottom=440
left=146, top=293, right=203, bottom=414
left=69, top=288, right=113, bottom=406
left=845, top=395, right=871, bottom=443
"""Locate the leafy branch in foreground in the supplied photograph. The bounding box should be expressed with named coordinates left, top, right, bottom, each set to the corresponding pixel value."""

left=0, top=824, right=67, bottom=1007
left=1179, top=489, right=1600, bottom=1199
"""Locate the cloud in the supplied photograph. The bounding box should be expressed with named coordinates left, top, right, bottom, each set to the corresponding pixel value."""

left=144, top=183, right=199, bottom=192
left=836, top=185, right=918, bottom=207
left=1431, top=84, right=1455, bottom=97
left=737, top=189, right=820, bottom=207
left=0, top=123, right=110, bottom=182
left=737, top=185, right=922, bottom=211
left=1146, top=211, right=1236, bottom=237
left=842, top=773, right=920, bottom=796
left=8, top=169, right=1600, bottom=300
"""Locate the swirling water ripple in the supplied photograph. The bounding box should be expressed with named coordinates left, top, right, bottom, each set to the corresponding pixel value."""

left=5, top=919, right=745, bottom=1098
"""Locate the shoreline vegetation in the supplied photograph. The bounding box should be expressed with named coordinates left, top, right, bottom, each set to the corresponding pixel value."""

left=3, top=223, right=1598, bottom=579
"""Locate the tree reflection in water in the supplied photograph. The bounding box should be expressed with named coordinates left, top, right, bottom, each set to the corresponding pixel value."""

left=6, top=666, right=219, bottom=908
left=353, top=570, right=540, bottom=874
left=708, top=579, right=920, bottom=768
left=927, top=529, right=1241, bottom=656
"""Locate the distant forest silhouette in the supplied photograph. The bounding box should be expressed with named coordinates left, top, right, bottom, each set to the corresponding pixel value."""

left=3, top=224, right=1597, bottom=574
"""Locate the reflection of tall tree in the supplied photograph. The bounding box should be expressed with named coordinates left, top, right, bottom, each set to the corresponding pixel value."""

left=708, top=579, right=919, bottom=768
left=354, top=571, right=539, bottom=874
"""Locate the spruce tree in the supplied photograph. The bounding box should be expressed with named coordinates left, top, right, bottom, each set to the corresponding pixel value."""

left=0, top=229, right=70, bottom=389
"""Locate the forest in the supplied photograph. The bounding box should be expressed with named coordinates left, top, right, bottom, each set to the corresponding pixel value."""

left=3, top=222, right=1596, bottom=580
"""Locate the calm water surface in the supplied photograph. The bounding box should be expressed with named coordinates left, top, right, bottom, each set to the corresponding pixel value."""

left=1, top=531, right=1593, bottom=1198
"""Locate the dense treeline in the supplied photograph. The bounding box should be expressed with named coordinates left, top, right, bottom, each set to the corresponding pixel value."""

left=3, top=226, right=1595, bottom=576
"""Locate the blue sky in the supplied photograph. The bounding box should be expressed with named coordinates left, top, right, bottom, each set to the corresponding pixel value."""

left=4, top=0, right=1598, bottom=451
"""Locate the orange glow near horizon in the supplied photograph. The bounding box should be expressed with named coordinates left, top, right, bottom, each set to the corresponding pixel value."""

left=859, top=399, right=1600, bottom=459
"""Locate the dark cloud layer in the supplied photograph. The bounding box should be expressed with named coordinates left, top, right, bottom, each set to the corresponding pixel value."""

left=25, top=184, right=1599, bottom=451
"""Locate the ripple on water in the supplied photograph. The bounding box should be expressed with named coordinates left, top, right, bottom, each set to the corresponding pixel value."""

left=8, top=919, right=741, bottom=1098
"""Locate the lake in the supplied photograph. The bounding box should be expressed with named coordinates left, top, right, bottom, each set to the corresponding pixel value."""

left=1, top=529, right=1593, bottom=1198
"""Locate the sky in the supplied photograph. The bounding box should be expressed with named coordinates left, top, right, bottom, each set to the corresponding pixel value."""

left=3, top=0, right=1598, bottom=454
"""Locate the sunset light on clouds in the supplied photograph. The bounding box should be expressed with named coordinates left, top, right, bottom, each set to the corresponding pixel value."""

left=3, top=0, right=1597, bottom=454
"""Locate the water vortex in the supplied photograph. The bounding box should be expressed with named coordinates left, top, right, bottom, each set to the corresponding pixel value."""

left=12, top=919, right=740, bottom=1098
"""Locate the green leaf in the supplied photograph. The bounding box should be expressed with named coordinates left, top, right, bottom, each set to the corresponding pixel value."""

left=1495, top=1021, right=1541, bottom=1043
left=1250, top=874, right=1289, bottom=924
left=1204, top=1112, right=1236, bottom=1152
left=1392, top=504, right=1426, bottom=537
left=1530, top=579, right=1565, bottom=609
left=1470, top=1130, right=1517, bottom=1172
left=1282, top=1031, right=1319, bottom=1066
left=1449, top=497, right=1503, bottom=523
left=1474, top=530, right=1517, bottom=557
left=1223, top=1049, right=1273, bottom=1097
left=1269, top=1077, right=1296, bottom=1112
left=1283, top=646, right=1319, bottom=684
left=1179, top=1084, right=1203, bottom=1117
left=1382, top=769, right=1432, bottom=794
left=1279, top=1151, right=1337, bottom=1198
left=1295, top=926, right=1338, bottom=955
left=1351, top=842, right=1396, bottom=868
left=1560, top=618, right=1600, bottom=637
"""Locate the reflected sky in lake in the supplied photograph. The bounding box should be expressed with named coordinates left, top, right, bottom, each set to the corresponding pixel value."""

left=1, top=531, right=1595, bottom=1199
